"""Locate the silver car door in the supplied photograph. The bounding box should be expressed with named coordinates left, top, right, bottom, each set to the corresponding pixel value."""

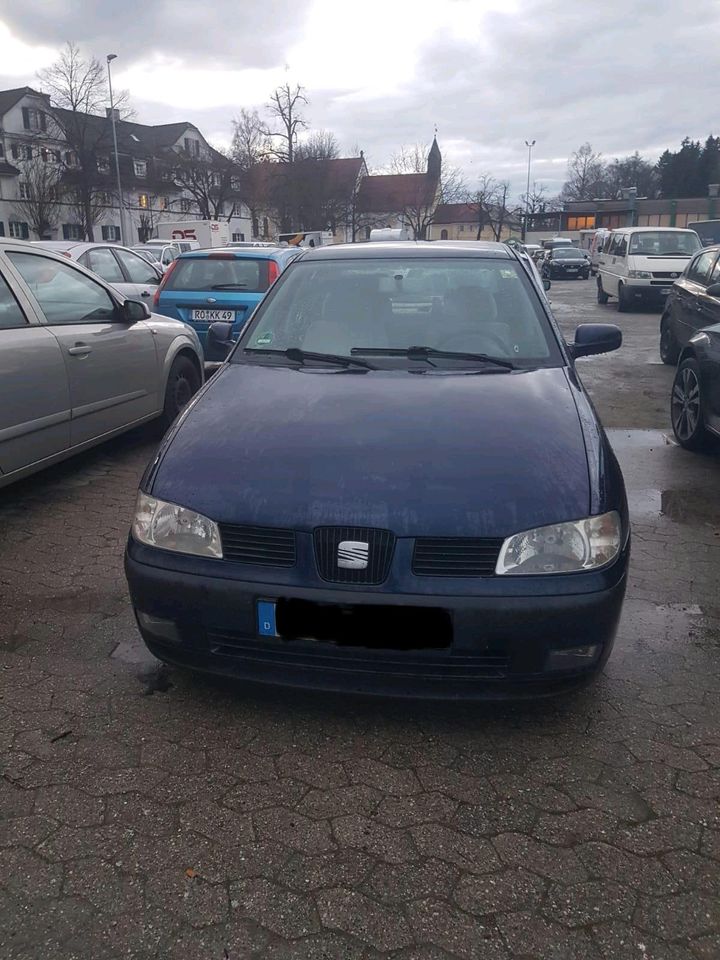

left=80, top=246, right=137, bottom=299
left=5, top=249, right=159, bottom=448
left=0, top=260, right=70, bottom=478
left=113, top=248, right=162, bottom=301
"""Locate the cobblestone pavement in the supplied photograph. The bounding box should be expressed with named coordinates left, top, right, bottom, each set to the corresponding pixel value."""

left=1, top=279, right=719, bottom=959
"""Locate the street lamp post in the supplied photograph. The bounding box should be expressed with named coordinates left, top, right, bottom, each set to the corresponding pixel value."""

left=523, top=139, right=536, bottom=243
left=106, top=54, right=126, bottom=244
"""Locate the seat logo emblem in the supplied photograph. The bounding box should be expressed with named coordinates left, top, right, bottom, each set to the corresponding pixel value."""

left=337, top=541, right=369, bottom=570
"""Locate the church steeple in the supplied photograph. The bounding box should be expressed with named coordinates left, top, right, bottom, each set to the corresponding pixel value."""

left=427, top=135, right=442, bottom=180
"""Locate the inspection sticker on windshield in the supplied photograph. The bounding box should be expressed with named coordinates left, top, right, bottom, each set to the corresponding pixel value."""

left=256, top=332, right=273, bottom=345
left=257, top=600, right=278, bottom=637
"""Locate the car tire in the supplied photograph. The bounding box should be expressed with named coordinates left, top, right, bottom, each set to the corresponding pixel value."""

left=597, top=278, right=609, bottom=304
left=659, top=316, right=680, bottom=365
left=617, top=283, right=630, bottom=313
left=159, top=355, right=201, bottom=431
left=671, top=357, right=713, bottom=451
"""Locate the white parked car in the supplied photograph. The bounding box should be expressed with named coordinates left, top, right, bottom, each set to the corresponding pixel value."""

left=33, top=241, right=164, bottom=302
left=596, top=227, right=702, bottom=312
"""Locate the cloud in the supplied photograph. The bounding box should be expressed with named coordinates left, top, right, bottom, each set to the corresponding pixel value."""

left=2, top=0, right=720, bottom=197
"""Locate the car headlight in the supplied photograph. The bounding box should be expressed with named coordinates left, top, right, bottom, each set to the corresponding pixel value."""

left=132, top=492, right=222, bottom=558
left=628, top=270, right=652, bottom=279
left=496, top=511, right=621, bottom=575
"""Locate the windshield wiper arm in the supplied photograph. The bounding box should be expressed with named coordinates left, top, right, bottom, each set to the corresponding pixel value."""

left=245, top=347, right=376, bottom=369
left=211, top=283, right=248, bottom=289
left=351, top=345, right=515, bottom=369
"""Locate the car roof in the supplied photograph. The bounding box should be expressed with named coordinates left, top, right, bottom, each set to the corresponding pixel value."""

left=298, top=240, right=512, bottom=261
left=610, top=226, right=698, bottom=233
left=175, top=247, right=298, bottom=261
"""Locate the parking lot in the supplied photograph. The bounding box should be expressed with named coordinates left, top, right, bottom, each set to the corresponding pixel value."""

left=1, top=276, right=719, bottom=959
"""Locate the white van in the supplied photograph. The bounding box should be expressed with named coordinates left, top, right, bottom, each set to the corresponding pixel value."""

left=597, top=227, right=702, bottom=312
left=588, top=229, right=611, bottom=276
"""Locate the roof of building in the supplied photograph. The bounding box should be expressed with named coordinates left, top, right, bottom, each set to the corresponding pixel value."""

left=357, top=173, right=437, bottom=213
left=0, top=161, right=20, bottom=177
left=433, top=203, right=479, bottom=224
left=246, top=156, right=366, bottom=199
left=0, top=86, right=47, bottom=116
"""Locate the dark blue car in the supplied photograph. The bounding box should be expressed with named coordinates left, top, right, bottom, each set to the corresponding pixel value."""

left=126, top=242, right=629, bottom=699
left=153, top=246, right=299, bottom=361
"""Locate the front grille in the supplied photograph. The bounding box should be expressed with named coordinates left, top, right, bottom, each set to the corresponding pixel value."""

left=314, top=526, right=395, bottom=585
left=413, top=537, right=504, bottom=577
left=652, top=271, right=682, bottom=279
left=218, top=523, right=296, bottom=567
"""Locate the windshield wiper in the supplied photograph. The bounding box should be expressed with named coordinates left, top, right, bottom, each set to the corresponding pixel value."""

left=211, top=283, right=248, bottom=289
left=244, top=347, right=376, bottom=369
left=351, top=345, right=515, bottom=370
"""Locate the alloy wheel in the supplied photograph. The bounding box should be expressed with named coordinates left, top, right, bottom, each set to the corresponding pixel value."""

left=671, top=366, right=700, bottom=441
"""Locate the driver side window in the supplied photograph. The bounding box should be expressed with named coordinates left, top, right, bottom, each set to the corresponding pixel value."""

left=8, top=251, right=117, bottom=325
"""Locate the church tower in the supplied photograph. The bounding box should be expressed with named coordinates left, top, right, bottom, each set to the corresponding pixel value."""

left=427, top=135, right=442, bottom=180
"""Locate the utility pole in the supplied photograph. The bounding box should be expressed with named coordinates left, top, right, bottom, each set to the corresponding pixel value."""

left=106, top=54, right=127, bottom=244
left=523, top=139, right=535, bottom=243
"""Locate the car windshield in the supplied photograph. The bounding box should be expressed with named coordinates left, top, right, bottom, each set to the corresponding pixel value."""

left=628, top=231, right=701, bottom=256
left=165, top=256, right=269, bottom=293
left=237, top=257, right=561, bottom=368
left=134, top=247, right=160, bottom=262
left=554, top=248, right=584, bottom=258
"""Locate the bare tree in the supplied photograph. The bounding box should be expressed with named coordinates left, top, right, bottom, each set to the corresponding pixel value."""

left=172, top=147, right=237, bottom=221
left=560, top=143, right=607, bottom=201
left=488, top=180, right=511, bottom=241
left=267, top=83, right=307, bottom=164
left=519, top=181, right=549, bottom=215
left=465, top=174, right=499, bottom=240
left=38, top=42, right=131, bottom=240
left=389, top=144, right=466, bottom=239
left=295, top=130, right=340, bottom=162
left=13, top=153, right=64, bottom=238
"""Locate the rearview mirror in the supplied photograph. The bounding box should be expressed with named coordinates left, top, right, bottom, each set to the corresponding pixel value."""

left=122, top=298, right=151, bottom=323
left=207, top=320, right=235, bottom=359
left=571, top=323, right=622, bottom=358
left=706, top=282, right=720, bottom=298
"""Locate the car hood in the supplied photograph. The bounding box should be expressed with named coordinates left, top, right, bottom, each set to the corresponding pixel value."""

left=150, top=363, right=591, bottom=538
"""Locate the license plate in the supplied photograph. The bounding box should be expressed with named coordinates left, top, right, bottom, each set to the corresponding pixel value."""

left=190, top=309, right=235, bottom=322
left=257, top=600, right=278, bottom=637
left=566, top=268, right=578, bottom=272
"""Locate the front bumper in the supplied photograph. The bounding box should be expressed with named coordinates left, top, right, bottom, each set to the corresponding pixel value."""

left=623, top=282, right=673, bottom=304
left=125, top=543, right=628, bottom=700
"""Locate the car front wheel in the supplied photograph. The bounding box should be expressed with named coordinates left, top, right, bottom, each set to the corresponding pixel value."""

left=660, top=316, right=680, bottom=365
left=159, top=355, right=201, bottom=431
left=671, top=357, right=712, bottom=451
left=597, top=278, right=609, bottom=304
left=617, top=283, right=630, bottom=313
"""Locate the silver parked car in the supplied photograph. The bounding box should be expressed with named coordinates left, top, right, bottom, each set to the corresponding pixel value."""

left=132, top=243, right=178, bottom=271
left=33, top=241, right=164, bottom=301
left=0, top=240, right=204, bottom=489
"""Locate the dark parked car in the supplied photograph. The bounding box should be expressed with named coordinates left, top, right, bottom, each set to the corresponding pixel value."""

left=125, top=242, right=629, bottom=699
left=542, top=247, right=590, bottom=280
left=660, top=245, right=720, bottom=364
left=670, top=324, right=720, bottom=450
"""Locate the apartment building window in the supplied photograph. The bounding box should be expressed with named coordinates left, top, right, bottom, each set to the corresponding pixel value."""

left=138, top=194, right=149, bottom=209
left=232, top=232, right=245, bottom=242
left=183, top=137, right=200, bottom=158
left=252, top=217, right=259, bottom=237
left=10, top=143, right=18, bottom=160
left=101, top=225, right=121, bottom=241
left=134, top=159, right=147, bottom=178
left=19, top=182, right=30, bottom=200
left=159, top=196, right=169, bottom=210
left=62, top=224, right=84, bottom=240
left=97, top=156, right=110, bottom=174
left=9, top=221, right=30, bottom=240
left=22, top=107, right=46, bottom=132
left=180, top=198, right=191, bottom=213
left=0, top=142, right=4, bottom=158
left=64, top=151, right=77, bottom=167
left=566, top=215, right=596, bottom=231
left=0, top=222, right=4, bottom=236
left=23, top=145, right=33, bottom=161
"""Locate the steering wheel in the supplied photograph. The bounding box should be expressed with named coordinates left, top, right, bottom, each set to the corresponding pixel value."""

left=434, top=331, right=510, bottom=355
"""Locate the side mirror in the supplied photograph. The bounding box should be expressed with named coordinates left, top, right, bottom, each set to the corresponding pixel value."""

left=207, top=320, right=234, bottom=359
left=543, top=278, right=551, bottom=291
left=571, top=323, right=622, bottom=359
left=122, top=298, right=151, bottom=323
left=706, top=282, right=720, bottom=297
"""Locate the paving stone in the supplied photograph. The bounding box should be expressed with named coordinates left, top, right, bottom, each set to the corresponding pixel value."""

left=223, top=777, right=310, bottom=814
left=375, top=792, right=457, bottom=828
left=230, top=877, right=320, bottom=939
left=545, top=879, right=635, bottom=927
left=63, top=857, right=145, bottom=914
left=452, top=798, right=537, bottom=837
left=146, top=869, right=229, bottom=928
left=616, top=817, right=701, bottom=856
left=279, top=751, right=349, bottom=789
left=407, top=898, right=509, bottom=960
left=0, top=815, right=58, bottom=849
left=563, top=781, right=651, bottom=824
left=592, top=920, right=698, bottom=959
left=493, top=832, right=588, bottom=883
left=533, top=809, right=619, bottom=846
left=498, top=911, right=601, bottom=960
left=454, top=868, right=546, bottom=916
left=635, top=892, right=720, bottom=941
left=348, top=757, right=421, bottom=796
left=179, top=799, right=254, bottom=845
left=284, top=849, right=374, bottom=893
left=364, top=857, right=457, bottom=903
left=254, top=807, right=336, bottom=853
left=317, top=887, right=413, bottom=952
left=334, top=814, right=416, bottom=863
left=298, top=784, right=382, bottom=820
left=0, top=846, right=63, bottom=900
left=34, top=784, right=105, bottom=827
left=577, top=841, right=679, bottom=896
left=106, top=791, right=179, bottom=836
left=411, top=822, right=502, bottom=874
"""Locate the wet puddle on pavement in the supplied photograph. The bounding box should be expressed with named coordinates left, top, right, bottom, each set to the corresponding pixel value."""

left=607, top=428, right=676, bottom=449
left=627, top=488, right=720, bottom=529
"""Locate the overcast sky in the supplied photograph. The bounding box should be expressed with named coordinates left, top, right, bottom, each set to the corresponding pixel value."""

left=1, top=0, right=718, bottom=198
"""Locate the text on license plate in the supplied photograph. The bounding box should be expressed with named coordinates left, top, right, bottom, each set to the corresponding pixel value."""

left=190, top=309, right=235, bottom=321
